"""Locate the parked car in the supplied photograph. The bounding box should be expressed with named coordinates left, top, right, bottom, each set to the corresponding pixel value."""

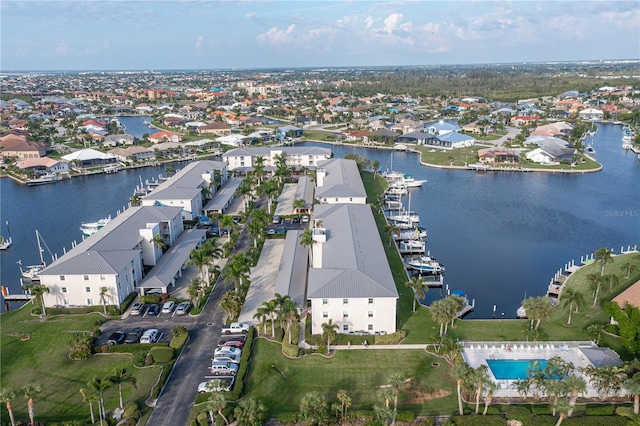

left=214, top=346, right=242, bottom=357
left=125, top=327, right=145, bottom=344
left=175, top=301, right=192, bottom=315
left=272, top=215, right=281, bottom=224
left=301, top=215, right=309, bottom=223
left=140, top=329, right=159, bottom=344
left=130, top=302, right=146, bottom=316
left=197, top=378, right=233, bottom=393
left=146, top=304, right=160, bottom=316
left=292, top=216, right=300, bottom=223
left=217, top=339, right=244, bottom=348
left=213, top=353, right=241, bottom=364
left=211, top=361, right=239, bottom=376
left=161, top=301, right=176, bottom=314
left=221, top=322, right=250, bottom=334
left=107, top=331, right=126, bottom=346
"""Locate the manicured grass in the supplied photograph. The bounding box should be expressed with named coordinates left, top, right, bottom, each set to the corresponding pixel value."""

left=243, top=338, right=458, bottom=416
left=0, top=306, right=162, bottom=424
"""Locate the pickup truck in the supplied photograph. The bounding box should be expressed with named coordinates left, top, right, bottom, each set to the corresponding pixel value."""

left=221, top=322, right=250, bottom=334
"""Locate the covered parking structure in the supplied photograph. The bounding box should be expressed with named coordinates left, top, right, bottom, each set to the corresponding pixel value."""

left=137, top=228, right=207, bottom=295
left=204, top=177, right=242, bottom=215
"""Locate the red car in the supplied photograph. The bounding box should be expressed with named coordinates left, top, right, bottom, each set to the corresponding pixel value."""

left=217, top=339, right=244, bottom=348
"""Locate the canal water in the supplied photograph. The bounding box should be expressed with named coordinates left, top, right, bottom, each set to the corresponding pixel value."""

left=1, top=122, right=638, bottom=317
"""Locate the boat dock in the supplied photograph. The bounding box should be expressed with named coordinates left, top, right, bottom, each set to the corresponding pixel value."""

left=467, top=163, right=533, bottom=173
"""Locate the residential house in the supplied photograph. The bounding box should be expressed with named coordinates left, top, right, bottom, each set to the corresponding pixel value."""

left=424, top=120, right=461, bottom=136
left=390, top=119, right=424, bottom=134
left=512, top=115, right=540, bottom=127
left=0, top=134, right=46, bottom=160
left=579, top=108, right=604, bottom=121
left=525, top=136, right=578, bottom=164
left=148, top=131, right=182, bottom=144
left=16, top=157, right=70, bottom=174
left=315, top=158, right=367, bottom=204
left=198, top=122, right=232, bottom=136
left=530, top=122, right=573, bottom=139
left=477, top=148, right=520, bottom=164
left=103, top=134, right=136, bottom=147
left=307, top=203, right=398, bottom=335
left=109, top=146, right=156, bottom=163
left=61, top=148, right=118, bottom=167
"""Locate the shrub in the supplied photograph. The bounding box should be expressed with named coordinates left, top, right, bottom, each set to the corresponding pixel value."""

left=531, top=405, right=551, bottom=415
left=417, top=417, right=436, bottom=426
left=563, top=416, right=628, bottom=425
left=615, top=406, right=635, bottom=417
left=374, top=330, right=406, bottom=345
left=604, top=324, right=619, bottom=335
left=31, top=306, right=42, bottom=315
left=274, top=327, right=285, bottom=342
left=108, top=343, right=168, bottom=354
left=195, top=412, right=209, bottom=426
left=282, top=341, right=298, bottom=358
left=585, top=405, right=615, bottom=416
left=504, top=405, right=532, bottom=421
left=277, top=413, right=299, bottom=425
left=149, top=346, right=174, bottom=363
left=396, top=411, right=415, bottom=422
left=451, top=415, right=507, bottom=425
left=141, top=294, right=161, bottom=304
left=120, top=292, right=137, bottom=312
left=316, top=345, right=328, bottom=355
left=151, top=360, right=175, bottom=399
left=123, top=400, right=140, bottom=421
left=132, top=350, right=146, bottom=367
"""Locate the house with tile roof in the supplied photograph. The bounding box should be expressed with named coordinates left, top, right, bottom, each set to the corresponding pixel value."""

left=308, top=203, right=398, bottom=335
left=16, top=157, right=70, bottom=174
left=0, top=134, right=46, bottom=160
left=109, top=146, right=156, bottom=162
left=148, top=131, right=182, bottom=144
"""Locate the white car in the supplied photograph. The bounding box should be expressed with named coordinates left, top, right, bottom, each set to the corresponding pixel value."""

left=140, top=329, right=159, bottom=344
left=214, top=346, right=242, bottom=357
left=161, top=301, right=176, bottom=314
left=213, top=353, right=241, bottom=364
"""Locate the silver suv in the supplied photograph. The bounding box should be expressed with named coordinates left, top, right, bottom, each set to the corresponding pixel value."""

left=211, top=361, right=238, bottom=376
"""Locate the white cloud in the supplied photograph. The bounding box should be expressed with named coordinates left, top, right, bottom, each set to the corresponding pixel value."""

left=195, top=35, right=204, bottom=49
left=257, top=24, right=296, bottom=46
left=55, top=42, right=70, bottom=56
left=245, top=12, right=255, bottom=20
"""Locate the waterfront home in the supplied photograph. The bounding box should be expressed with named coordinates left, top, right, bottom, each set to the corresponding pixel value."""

left=109, top=146, right=156, bottom=163
left=148, top=131, right=182, bottom=144
left=39, top=205, right=187, bottom=308
left=525, top=136, right=578, bottom=164
left=16, top=157, right=70, bottom=174
left=390, top=119, right=424, bottom=134
left=141, top=160, right=228, bottom=221
left=222, top=146, right=331, bottom=171
left=197, top=122, right=232, bottom=136
left=477, top=148, right=520, bottom=164
left=579, top=108, right=605, bottom=121
left=363, top=128, right=398, bottom=145
left=103, top=134, right=136, bottom=147
left=308, top=203, right=398, bottom=335
left=315, top=158, right=367, bottom=204
left=61, top=148, right=118, bottom=168
left=530, top=122, right=573, bottom=139
left=424, top=120, right=462, bottom=136
left=216, top=134, right=249, bottom=147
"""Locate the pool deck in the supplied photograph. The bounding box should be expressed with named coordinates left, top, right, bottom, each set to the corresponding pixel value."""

left=461, top=340, right=611, bottom=398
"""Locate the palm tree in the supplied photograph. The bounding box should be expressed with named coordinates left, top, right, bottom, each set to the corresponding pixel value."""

left=565, top=374, right=587, bottom=417
left=387, top=373, right=405, bottom=426
left=108, top=368, right=137, bottom=409
left=220, top=215, right=235, bottom=243
left=336, top=389, right=351, bottom=422
left=260, top=299, right=278, bottom=338
left=188, top=277, right=205, bottom=309
left=453, top=361, right=471, bottom=415
left=187, top=248, right=211, bottom=283
left=87, top=376, right=112, bottom=423
left=79, top=388, right=97, bottom=425
left=25, top=283, right=49, bottom=316
left=151, top=232, right=167, bottom=252
left=429, top=299, right=449, bottom=336
left=624, top=372, right=640, bottom=415
left=560, top=287, right=584, bottom=325
left=0, top=388, right=16, bottom=426
left=299, top=227, right=315, bottom=266
left=98, top=286, right=110, bottom=315
left=21, top=383, right=41, bottom=426
left=522, top=296, right=553, bottom=330
left=587, top=272, right=606, bottom=306
left=129, top=194, right=142, bottom=206
left=206, top=392, right=229, bottom=425
left=321, top=319, right=339, bottom=351
left=293, top=198, right=306, bottom=218
left=482, top=381, right=499, bottom=415
left=471, top=365, right=490, bottom=414
left=553, top=398, right=571, bottom=426
left=586, top=323, right=605, bottom=345
left=594, top=247, right=614, bottom=276
left=247, top=218, right=265, bottom=248
left=383, top=222, right=400, bottom=247
left=281, top=297, right=299, bottom=345
left=405, top=275, right=427, bottom=312
left=259, top=179, right=279, bottom=213
left=222, top=254, right=250, bottom=291
left=299, top=391, right=328, bottom=424
left=220, top=290, right=244, bottom=321
left=623, top=262, right=638, bottom=279
left=233, top=397, right=267, bottom=426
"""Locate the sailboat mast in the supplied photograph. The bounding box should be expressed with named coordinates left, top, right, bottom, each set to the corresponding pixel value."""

left=36, top=230, right=45, bottom=266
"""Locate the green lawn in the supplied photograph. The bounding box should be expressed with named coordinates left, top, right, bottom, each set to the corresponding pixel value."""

left=0, top=306, right=161, bottom=424
left=243, top=338, right=458, bottom=416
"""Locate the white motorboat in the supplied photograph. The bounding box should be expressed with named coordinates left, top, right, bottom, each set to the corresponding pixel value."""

left=406, top=253, right=444, bottom=274
left=392, top=227, right=427, bottom=241
left=25, top=173, right=62, bottom=186
left=387, top=211, right=420, bottom=225
left=0, top=236, right=12, bottom=250
left=398, top=239, right=426, bottom=254
left=386, top=186, right=407, bottom=196
left=389, top=174, right=426, bottom=188
left=80, top=216, right=112, bottom=236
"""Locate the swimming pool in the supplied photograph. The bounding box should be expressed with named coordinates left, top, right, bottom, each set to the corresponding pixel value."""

left=486, top=359, right=548, bottom=380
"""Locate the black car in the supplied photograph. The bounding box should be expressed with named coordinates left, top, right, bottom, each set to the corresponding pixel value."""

left=107, top=331, right=126, bottom=346
left=125, top=327, right=145, bottom=344
left=146, top=304, right=160, bottom=316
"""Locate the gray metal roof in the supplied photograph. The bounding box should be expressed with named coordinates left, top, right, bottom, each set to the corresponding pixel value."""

left=204, top=177, right=242, bottom=212
left=138, top=228, right=207, bottom=289
left=315, top=158, right=366, bottom=199
left=222, top=146, right=331, bottom=158
left=274, top=230, right=309, bottom=306
left=147, top=186, right=202, bottom=200
left=307, top=203, right=398, bottom=299
left=146, top=160, right=226, bottom=194
left=41, top=249, right=139, bottom=275
left=294, top=176, right=314, bottom=207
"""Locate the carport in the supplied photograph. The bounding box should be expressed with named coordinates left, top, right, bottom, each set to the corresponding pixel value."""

left=204, top=177, right=243, bottom=215
left=137, top=228, right=207, bottom=295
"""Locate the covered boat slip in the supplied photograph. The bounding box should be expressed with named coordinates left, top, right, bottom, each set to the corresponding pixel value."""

left=203, top=177, right=242, bottom=215
left=137, top=228, right=207, bottom=295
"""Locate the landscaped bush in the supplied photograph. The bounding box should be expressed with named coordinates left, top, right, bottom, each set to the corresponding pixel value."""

left=31, top=306, right=42, bottom=315
left=563, top=416, right=628, bottom=425
left=503, top=405, right=532, bottom=422
left=417, top=417, right=436, bottom=426
left=531, top=405, right=551, bottom=415
left=604, top=324, right=619, bottom=335
left=120, top=291, right=137, bottom=312
left=141, top=294, right=161, bottom=304
left=227, top=326, right=255, bottom=400
left=374, top=330, right=406, bottom=345
left=615, top=406, right=635, bottom=417
left=151, top=360, right=176, bottom=399
left=108, top=342, right=168, bottom=354
left=396, top=411, right=415, bottom=422
left=170, top=326, right=189, bottom=350
left=195, top=412, right=209, bottom=426
left=348, top=410, right=375, bottom=421
left=282, top=340, right=298, bottom=358
left=451, top=415, right=506, bottom=425
left=277, top=412, right=299, bottom=424
left=274, top=327, right=285, bottom=342
left=48, top=305, right=111, bottom=315
left=123, top=400, right=140, bottom=421
left=149, top=346, right=174, bottom=363
left=585, top=404, right=615, bottom=416
left=132, top=350, right=147, bottom=367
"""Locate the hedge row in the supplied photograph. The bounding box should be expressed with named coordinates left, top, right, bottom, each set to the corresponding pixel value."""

left=374, top=330, right=406, bottom=344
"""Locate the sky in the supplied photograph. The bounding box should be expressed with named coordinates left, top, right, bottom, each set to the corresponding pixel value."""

left=1, top=0, right=639, bottom=71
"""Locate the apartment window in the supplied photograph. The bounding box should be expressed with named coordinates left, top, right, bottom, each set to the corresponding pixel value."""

left=368, top=324, right=374, bottom=331
left=342, top=324, right=349, bottom=331
left=59, top=275, right=65, bottom=281
left=343, top=298, right=349, bottom=305
left=322, top=312, right=329, bottom=318
left=85, top=287, right=91, bottom=293
left=100, top=275, right=106, bottom=281
left=86, top=298, right=93, bottom=305
left=83, top=275, right=89, bottom=281
left=368, top=311, right=374, bottom=318
left=322, top=298, right=328, bottom=305
left=61, top=287, right=67, bottom=293
left=368, top=298, right=374, bottom=305
left=343, top=312, right=349, bottom=318
left=335, top=198, right=339, bottom=202
left=349, top=198, right=353, bottom=202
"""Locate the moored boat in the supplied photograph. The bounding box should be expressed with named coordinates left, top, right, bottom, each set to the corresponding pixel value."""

left=406, top=253, right=444, bottom=274
left=392, top=227, right=427, bottom=241
left=80, top=216, right=112, bottom=236
left=25, top=173, right=62, bottom=186
left=0, top=236, right=12, bottom=250
left=398, top=239, right=426, bottom=255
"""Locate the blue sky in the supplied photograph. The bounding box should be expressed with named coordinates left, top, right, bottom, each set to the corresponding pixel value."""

left=2, top=1, right=639, bottom=71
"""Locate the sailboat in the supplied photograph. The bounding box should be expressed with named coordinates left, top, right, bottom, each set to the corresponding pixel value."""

left=0, top=221, right=12, bottom=250
left=18, top=230, right=54, bottom=281
left=381, top=152, right=404, bottom=181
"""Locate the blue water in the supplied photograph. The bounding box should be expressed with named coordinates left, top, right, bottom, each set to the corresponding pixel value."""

left=487, top=359, right=548, bottom=380
left=1, top=123, right=638, bottom=317
left=116, top=115, right=154, bottom=139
